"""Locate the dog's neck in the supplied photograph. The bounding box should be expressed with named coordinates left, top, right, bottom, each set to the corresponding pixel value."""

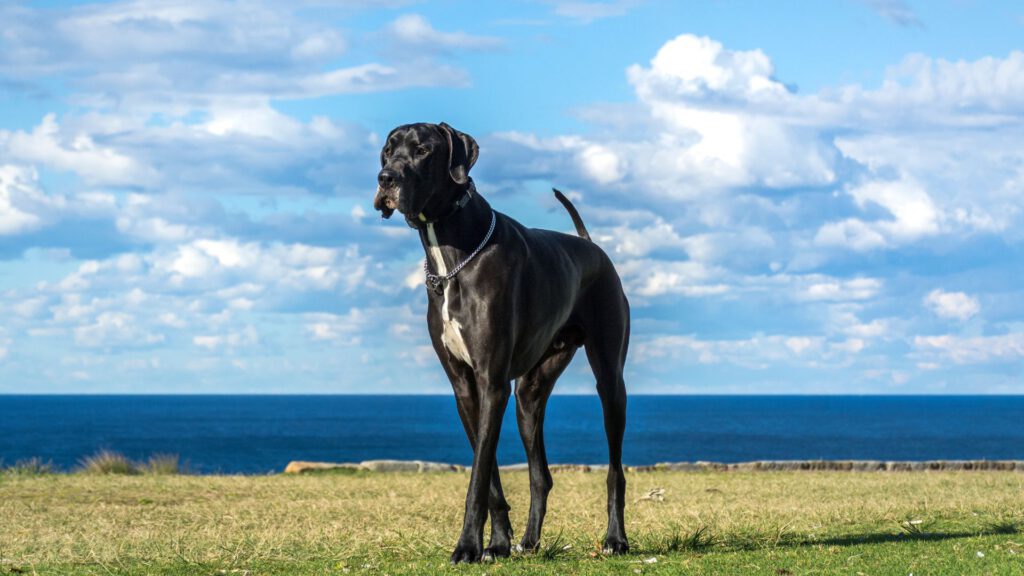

left=417, top=188, right=493, bottom=275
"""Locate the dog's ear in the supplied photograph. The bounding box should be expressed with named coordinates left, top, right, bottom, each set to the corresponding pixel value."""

left=439, top=122, right=478, bottom=186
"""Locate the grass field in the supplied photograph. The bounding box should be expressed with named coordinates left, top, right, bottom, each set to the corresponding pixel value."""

left=2, top=468, right=1023, bottom=575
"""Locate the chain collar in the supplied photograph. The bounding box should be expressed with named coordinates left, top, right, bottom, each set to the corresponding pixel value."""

left=424, top=210, right=496, bottom=294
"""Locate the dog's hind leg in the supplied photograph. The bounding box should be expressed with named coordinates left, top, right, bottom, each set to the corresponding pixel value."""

left=514, top=329, right=581, bottom=552
left=583, top=284, right=630, bottom=555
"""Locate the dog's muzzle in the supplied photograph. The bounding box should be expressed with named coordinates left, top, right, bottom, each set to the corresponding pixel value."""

left=374, top=186, right=399, bottom=216
left=374, top=169, right=400, bottom=218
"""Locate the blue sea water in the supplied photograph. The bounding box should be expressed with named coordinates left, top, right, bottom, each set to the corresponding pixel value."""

left=1, top=395, right=1022, bottom=474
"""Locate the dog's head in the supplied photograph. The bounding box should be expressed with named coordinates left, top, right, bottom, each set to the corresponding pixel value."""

left=374, top=122, right=478, bottom=227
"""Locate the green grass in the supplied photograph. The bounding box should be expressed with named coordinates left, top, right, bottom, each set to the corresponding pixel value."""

left=1, top=470, right=1022, bottom=574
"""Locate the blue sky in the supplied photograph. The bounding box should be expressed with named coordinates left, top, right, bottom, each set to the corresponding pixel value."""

left=1, top=0, right=1023, bottom=394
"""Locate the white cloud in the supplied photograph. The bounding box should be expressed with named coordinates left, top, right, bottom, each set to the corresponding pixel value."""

left=496, top=37, right=1024, bottom=265
left=798, top=277, right=882, bottom=302
left=858, top=0, right=922, bottom=27
left=74, top=311, right=165, bottom=348
left=576, top=144, right=624, bottom=184
left=814, top=218, right=889, bottom=251
left=1, top=114, right=156, bottom=187
left=303, top=308, right=372, bottom=344
left=851, top=51, right=1024, bottom=120
left=149, top=239, right=365, bottom=293
left=914, top=332, right=1024, bottom=364
left=593, top=218, right=687, bottom=258
left=193, top=326, right=259, bottom=350
left=634, top=333, right=834, bottom=369
left=2, top=1, right=345, bottom=72
left=546, top=0, right=640, bottom=24
left=617, top=259, right=729, bottom=298
left=785, top=336, right=819, bottom=355
left=0, top=2, right=473, bottom=115
left=386, top=14, right=503, bottom=52
left=848, top=177, right=939, bottom=239
left=624, top=35, right=836, bottom=190
left=628, top=34, right=787, bottom=102
left=923, top=289, right=980, bottom=321
left=0, top=165, right=51, bottom=235
left=816, top=176, right=940, bottom=250
left=845, top=318, right=890, bottom=339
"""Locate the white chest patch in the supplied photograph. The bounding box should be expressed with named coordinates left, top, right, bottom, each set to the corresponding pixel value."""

left=426, top=224, right=473, bottom=367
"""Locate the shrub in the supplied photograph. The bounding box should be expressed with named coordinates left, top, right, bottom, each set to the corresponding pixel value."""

left=78, top=450, right=139, bottom=475
left=142, top=453, right=183, bottom=475
left=4, top=457, right=54, bottom=476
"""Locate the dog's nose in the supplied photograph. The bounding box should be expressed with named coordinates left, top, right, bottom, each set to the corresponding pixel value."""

left=378, top=169, right=398, bottom=189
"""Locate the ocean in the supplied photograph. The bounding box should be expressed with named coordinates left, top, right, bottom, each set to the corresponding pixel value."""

left=1, top=395, right=1022, bottom=474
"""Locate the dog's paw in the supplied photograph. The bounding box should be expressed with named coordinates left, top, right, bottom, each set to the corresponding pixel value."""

left=485, top=521, right=513, bottom=559
left=515, top=539, right=540, bottom=554
left=483, top=543, right=510, bottom=561
left=450, top=539, right=483, bottom=564
left=602, top=536, right=630, bottom=555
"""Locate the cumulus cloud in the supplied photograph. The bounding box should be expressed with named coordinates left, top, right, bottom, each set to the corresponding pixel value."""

left=488, top=32, right=1024, bottom=324
left=923, top=289, right=980, bottom=321
left=493, top=33, right=843, bottom=216
left=74, top=311, right=166, bottom=348
left=1, top=114, right=156, bottom=187
left=797, top=277, right=883, bottom=302
left=815, top=176, right=940, bottom=250
left=623, top=34, right=835, bottom=191
left=0, top=102, right=381, bottom=200
left=592, top=218, right=687, bottom=258
left=0, top=165, right=50, bottom=235
left=615, top=258, right=730, bottom=298
left=835, top=51, right=1024, bottom=125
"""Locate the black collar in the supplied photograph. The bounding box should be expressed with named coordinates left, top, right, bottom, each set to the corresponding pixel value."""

left=415, top=180, right=476, bottom=225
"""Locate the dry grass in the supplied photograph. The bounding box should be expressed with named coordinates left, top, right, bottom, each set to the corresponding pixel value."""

left=1, top=470, right=1022, bottom=574
left=77, top=449, right=140, bottom=475
left=74, top=450, right=184, bottom=476
left=0, top=457, right=54, bottom=476
left=140, top=453, right=184, bottom=475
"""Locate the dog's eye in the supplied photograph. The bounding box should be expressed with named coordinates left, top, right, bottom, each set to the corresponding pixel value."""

left=415, top=145, right=431, bottom=156
left=383, top=145, right=392, bottom=157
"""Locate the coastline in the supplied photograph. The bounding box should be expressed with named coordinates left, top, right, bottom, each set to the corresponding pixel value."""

left=283, top=458, right=1024, bottom=474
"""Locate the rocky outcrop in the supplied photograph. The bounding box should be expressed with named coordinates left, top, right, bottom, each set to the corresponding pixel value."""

left=284, top=459, right=464, bottom=474
left=284, top=459, right=1024, bottom=474
left=283, top=461, right=363, bottom=474
left=645, top=460, right=1024, bottom=472
left=361, top=460, right=464, bottom=473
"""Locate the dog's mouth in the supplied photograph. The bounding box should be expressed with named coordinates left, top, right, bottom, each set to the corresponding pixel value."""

left=373, top=186, right=400, bottom=219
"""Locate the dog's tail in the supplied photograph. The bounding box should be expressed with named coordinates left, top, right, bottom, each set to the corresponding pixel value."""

left=553, top=188, right=591, bottom=242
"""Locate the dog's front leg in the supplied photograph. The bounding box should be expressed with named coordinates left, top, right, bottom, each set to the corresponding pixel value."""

left=450, top=380, right=511, bottom=564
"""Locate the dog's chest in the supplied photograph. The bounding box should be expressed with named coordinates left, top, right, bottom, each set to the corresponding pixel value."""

left=426, top=224, right=473, bottom=367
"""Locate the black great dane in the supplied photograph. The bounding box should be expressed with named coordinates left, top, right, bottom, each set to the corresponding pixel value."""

left=373, top=122, right=630, bottom=564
